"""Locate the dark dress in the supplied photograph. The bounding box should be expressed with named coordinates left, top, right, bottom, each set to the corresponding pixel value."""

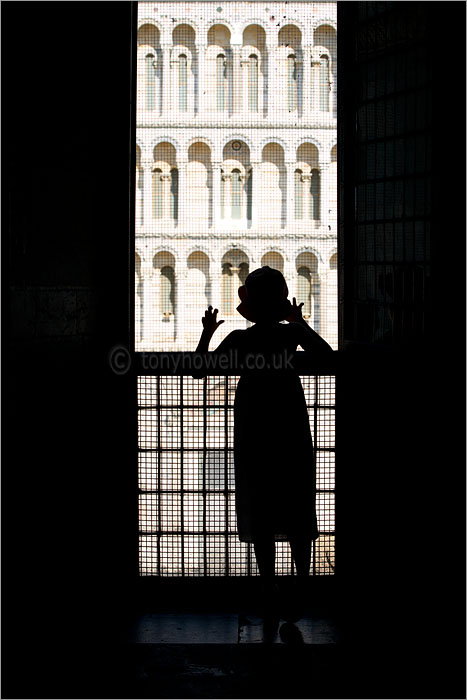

left=215, top=322, right=319, bottom=543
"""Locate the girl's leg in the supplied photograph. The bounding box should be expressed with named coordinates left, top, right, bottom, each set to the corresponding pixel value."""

left=253, top=532, right=279, bottom=627
left=279, top=535, right=311, bottom=623
left=252, top=534, right=276, bottom=582
left=289, top=535, right=312, bottom=578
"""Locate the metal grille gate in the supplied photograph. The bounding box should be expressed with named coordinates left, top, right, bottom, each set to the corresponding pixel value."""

left=138, top=374, right=335, bottom=577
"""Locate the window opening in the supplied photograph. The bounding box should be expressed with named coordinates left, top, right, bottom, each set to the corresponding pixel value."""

left=135, top=3, right=337, bottom=577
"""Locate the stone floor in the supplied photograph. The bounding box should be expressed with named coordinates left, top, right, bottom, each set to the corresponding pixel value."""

left=126, top=611, right=339, bottom=645
left=118, top=610, right=342, bottom=698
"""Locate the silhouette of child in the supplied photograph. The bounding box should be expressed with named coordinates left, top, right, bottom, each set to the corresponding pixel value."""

left=196, top=266, right=333, bottom=619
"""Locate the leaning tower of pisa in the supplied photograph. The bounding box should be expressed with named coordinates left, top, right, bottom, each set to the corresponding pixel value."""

left=135, top=1, right=337, bottom=351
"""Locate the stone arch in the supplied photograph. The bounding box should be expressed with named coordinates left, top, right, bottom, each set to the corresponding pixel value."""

left=258, top=136, right=290, bottom=161
left=295, top=138, right=322, bottom=162
left=242, top=23, right=267, bottom=49
left=219, top=242, right=254, bottom=265
left=154, top=134, right=182, bottom=159
left=188, top=141, right=212, bottom=161
left=152, top=247, right=179, bottom=266
left=312, top=17, right=337, bottom=34
left=260, top=244, right=289, bottom=262
left=313, top=24, right=337, bottom=112
left=206, top=19, right=235, bottom=44
left=137, top=22, right=162, bottom=45
left=261, top=143, right=286, bottom=227
left=135, top=145, right=144, bottom=226
left=135, top=252, right=143, bottom=343
left=186, top=250, right=211, bottom=320
left=222, top=141, right=252, bottom=222
left=172, top=22, right=198, bottom=47
left=296, top=251, right=320, bottom=327
left=261, top=142, right=285, bottom=160
left=261, top=251, right=285, bottom=274
left=206, top=25, right=232, bottom=114
left=135, top=246, right=146, bottom=265
left=170, top=41, right=196, bottom=114
left=186, top=244, right=214, bottom=264
left=278, top=24, right=303, bottom=51
left=207, top=23, right=232, bottom=48
left=187, top=142, right=212, bottom=227
left=313, top=24, right=337, bottom=55
left=186, top=134, right=215, bottom=154
left=296, top=145, right=321, bottom=222
left=221, top=248, right=250, bottom=316
left=137, top=25, right=162, bottom=114
left=295, top=246, right=323, bottom=267
left=239, top=19, right=269, bottom=41
left=222, top=138, right=252, bottom=162
left=327, top=147, right=338, bottom=224
left=241, top=24, right=267, bottom=115
left=152, top=145, right=178, bottom=220
left=152, top=140, right=177, bottom=167
left=296, top=250, right=319, bottom=273
left=153, top=251, right=176, bottom=318
left=277, top=26, right=302, bottom=113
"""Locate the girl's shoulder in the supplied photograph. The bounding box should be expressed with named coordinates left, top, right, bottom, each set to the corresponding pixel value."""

left=214, top=328, right=246, bottom=352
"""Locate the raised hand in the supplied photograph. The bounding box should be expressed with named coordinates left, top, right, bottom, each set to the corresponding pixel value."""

left=202, top=306, right=224, bottom=335
left=285, top=297, right=305, bottom=324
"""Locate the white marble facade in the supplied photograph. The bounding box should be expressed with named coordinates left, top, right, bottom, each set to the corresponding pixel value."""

left=135, top=1, right=338, bottom=350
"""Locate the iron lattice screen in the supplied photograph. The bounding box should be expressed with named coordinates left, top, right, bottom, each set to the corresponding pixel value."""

left=341, top=1, right=431, bottom=345
left=138, top=374, right=335, bottom=577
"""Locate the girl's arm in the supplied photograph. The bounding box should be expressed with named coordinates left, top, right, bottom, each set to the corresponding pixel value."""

left=192, top=306, right=225, bottom=379
left=286, top=298, right=333, bottom=354
left=195, top=306, right=224, bottom=353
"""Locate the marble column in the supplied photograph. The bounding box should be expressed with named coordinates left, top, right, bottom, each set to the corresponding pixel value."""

left=177, top=159, right=188, bottom=229
left=197, top=44, right=206, bottom=114
left=162, top=45, right=171, bottom=116
left=284, top=261, right=296, bottom=300
left=250, top=162, right=261, bottom=229
left=176, top=265, right=187, bottom=349
left=302, top=46, right=312, bottom=117
left=210, top=262, right=222, bottom=309
left=141, top=261, right=156, bottom=347
left=269, top=48, right=280, bottom=115
left=240, top=57, right=249, bottom=115
left=285, top=162, right=296, bottom=229
left=231, top=44, right=242, bottom=114
left=212, top=162, right=223, bottom=229
left=142, top=159, right=153, bottom=231
left=319, top=160, right=331, bottom=232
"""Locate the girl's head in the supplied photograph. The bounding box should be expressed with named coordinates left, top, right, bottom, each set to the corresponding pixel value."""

left=237, top=266, right=292, bottom=322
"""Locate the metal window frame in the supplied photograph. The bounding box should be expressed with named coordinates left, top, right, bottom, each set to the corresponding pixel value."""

left=128, top=1, right=341, bottom=583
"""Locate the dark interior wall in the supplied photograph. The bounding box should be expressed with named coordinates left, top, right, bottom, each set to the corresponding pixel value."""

left=339, top=1, right=465, bottom=351
left=337, top=3, right=465, bottom=696
left=3, top=1, right=465, bottom=698
left=4, top=3, right=137, bottom=694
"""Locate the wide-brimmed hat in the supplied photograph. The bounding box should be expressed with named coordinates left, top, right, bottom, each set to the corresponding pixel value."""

left=236, top=266, right=292, bottom=322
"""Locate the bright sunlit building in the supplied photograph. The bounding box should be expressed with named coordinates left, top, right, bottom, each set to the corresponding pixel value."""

left=135, top=1, right=337, bottom=351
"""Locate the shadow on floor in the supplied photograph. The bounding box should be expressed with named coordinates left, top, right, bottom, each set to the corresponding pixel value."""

left=119, top=610, right=341, bottom=698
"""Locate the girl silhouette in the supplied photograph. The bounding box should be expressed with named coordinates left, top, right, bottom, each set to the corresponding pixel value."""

left=196, top=266, right=333, bottom=619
